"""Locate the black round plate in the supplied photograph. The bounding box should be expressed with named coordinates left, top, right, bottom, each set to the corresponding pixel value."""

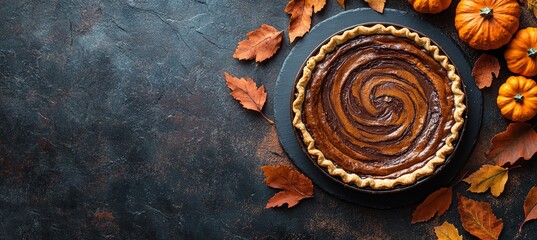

left=274, top=8, right=483, bottom=209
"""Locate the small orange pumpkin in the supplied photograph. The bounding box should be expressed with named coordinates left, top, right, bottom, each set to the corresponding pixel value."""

left=497, top=76, right=537, bottom=122
left=505, top=28, right=537, bottom=77
left=455, top=0, right=520, bottom=50
left=408, top=0, right=452, bottom=14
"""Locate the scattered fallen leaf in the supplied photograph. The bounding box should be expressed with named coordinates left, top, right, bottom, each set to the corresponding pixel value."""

left=412, top=187, right=452, bottom=223
left=337, top=0, right=345, bottom=8
left=463, top=165, right=509, bottom=197
left=529, top=0, right=537, bottom=18
left=233, top=24, right=283, bottom=62
left=309, top=0, right=326, bottom=12
left=261, top=165, right=313, bottom=208
left=487, top=123, right=537, bottom=167
left=458, top=194, right=503, bottom=240
left=521, top=186, right=537, bottom=232
left=365, top=0, right=386, bottom=13
left=224, top=72, right=273, bottom=124
left=472, top=53, right=500, bottom=89
left=435, top=221, right=463, bottom=240
left=285, top=0, right=326, bottom=43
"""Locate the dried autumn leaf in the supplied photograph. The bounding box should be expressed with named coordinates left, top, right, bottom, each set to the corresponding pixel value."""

left=435, top=221, right=463, bottom=240
left=309, top=0, right=326, bottom=13
left=285, top=0, right=326, bottom=43
left=487, top=123, right=537, bottom=167
left=224, top=72, right=273, bottom=124
left=529, top=0, right=537, bottom=18
left=472, top=53, right=500, bottom=89
left=457, top=194, right=503, bottom=240
left=261, top=165, right=313, bottom=208
left=233, top=24, right=283, bottom=62
left=463, top=165, right=508, bottom=197
left=365, top=0, right=386, bottom=13
left=521, top=186, right=537, bottom=232
left=412, top=187, right=452, bottom=223
left=337, top=0, right=345, bottom=8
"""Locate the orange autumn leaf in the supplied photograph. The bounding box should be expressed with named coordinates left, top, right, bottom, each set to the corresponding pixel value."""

left=233, top=24, right=283, bottom=62
left=457, top=194, right=503, bottom=240
left=224, top=72, right=273, bottom=124
left=365, top=0, right=386, bottom=13
left=285, top=0, right=326, bottom=43
left=521, top=186, right=537, bottom=232
left=261, top=165, right=313, bottom=208
left=337, top=0, right=345, bottom=8
left=463, top=165, right=508, bottom=197
left=412, top=187, right=452, bottom=223
left=472, top=53, right=500, bottom=89
left=434, top=221, right=463, bottom=240
left=487, top=123, right=537, bottom=167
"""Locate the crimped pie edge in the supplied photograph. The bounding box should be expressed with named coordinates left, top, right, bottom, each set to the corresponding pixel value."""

left=291, top=24, right=466, bottom=190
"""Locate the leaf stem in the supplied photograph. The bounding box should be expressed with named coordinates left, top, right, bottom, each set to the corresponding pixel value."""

left=507, top=164, right=523, bottom=171
left=450, top=170, right=469, bottom=187
left=290, top=185, right=312, bottom=198
left=260, top=112, right=274, bottom=125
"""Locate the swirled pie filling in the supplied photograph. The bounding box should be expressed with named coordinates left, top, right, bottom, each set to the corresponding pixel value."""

left=293, top=25, right=465, bottom=189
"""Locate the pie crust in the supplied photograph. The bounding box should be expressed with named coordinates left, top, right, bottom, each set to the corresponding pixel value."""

left=292, top=24, right=466, bottom=189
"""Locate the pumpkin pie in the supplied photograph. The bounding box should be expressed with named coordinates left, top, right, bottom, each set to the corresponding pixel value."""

left=292, top=24, right=466, bottom=189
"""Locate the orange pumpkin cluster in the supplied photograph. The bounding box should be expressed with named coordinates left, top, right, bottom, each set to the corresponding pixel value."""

left=435, top=0, right=537, bottom=123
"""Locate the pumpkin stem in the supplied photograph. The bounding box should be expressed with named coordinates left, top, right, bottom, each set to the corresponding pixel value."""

left=528, top=48, right=537, bottom=58
left=480, top=7, right=493, bottom=19
left=514, top=93, right=524, bottom=103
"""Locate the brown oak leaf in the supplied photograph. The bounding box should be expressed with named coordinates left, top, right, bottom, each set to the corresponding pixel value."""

left=261, top=165, right=313, bottom=208
left=224, top=72, right=273, bottom=124
left=458, top=194, right=503, bottom=240
left=365, top=0, right=386, bottom=13
left=337, top=0, right=345, bottom=8
left=487, top=123, right=537, bottom=167
left=412, top=187, right=452, bottom=223
left=472, top=53, right=500, bottom=89
left=285, top=0, right=326, bottom=43
left=463, top=165, right=508, bottom=197
left=233, top=24, right=283, bottom=62
left=435, top=221, right=463, bottom=240
left=521, top=186, right=537, bottom=232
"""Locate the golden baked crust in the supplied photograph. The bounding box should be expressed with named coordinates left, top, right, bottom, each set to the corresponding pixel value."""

left=292, top=24, right=466, bottom=189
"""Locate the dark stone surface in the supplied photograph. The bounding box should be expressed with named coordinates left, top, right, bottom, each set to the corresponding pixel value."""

left=0, top=0, right=536, bottom=239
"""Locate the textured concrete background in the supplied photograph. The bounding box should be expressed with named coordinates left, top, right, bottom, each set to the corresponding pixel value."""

left=1, top=0, right=536, bottom=239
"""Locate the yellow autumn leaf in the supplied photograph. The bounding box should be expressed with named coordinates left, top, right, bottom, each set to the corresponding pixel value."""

left=463, top=165, right=508, bottom=197
left=529, top=0, right=537, bottom=18
left=435, top=221, right=463, bottom=240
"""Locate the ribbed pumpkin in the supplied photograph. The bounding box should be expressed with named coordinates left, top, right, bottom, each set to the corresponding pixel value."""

left=455, top=0, right=520, bottom=50
left=497, top=76, right=537, bottom=122
left=505, top=28, right=537, bottom=77
left=408, top=0, right=452, bottom=14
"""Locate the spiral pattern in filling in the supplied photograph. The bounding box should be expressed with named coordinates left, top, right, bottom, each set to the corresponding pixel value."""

left=302, top=34, right=455, bottom=180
